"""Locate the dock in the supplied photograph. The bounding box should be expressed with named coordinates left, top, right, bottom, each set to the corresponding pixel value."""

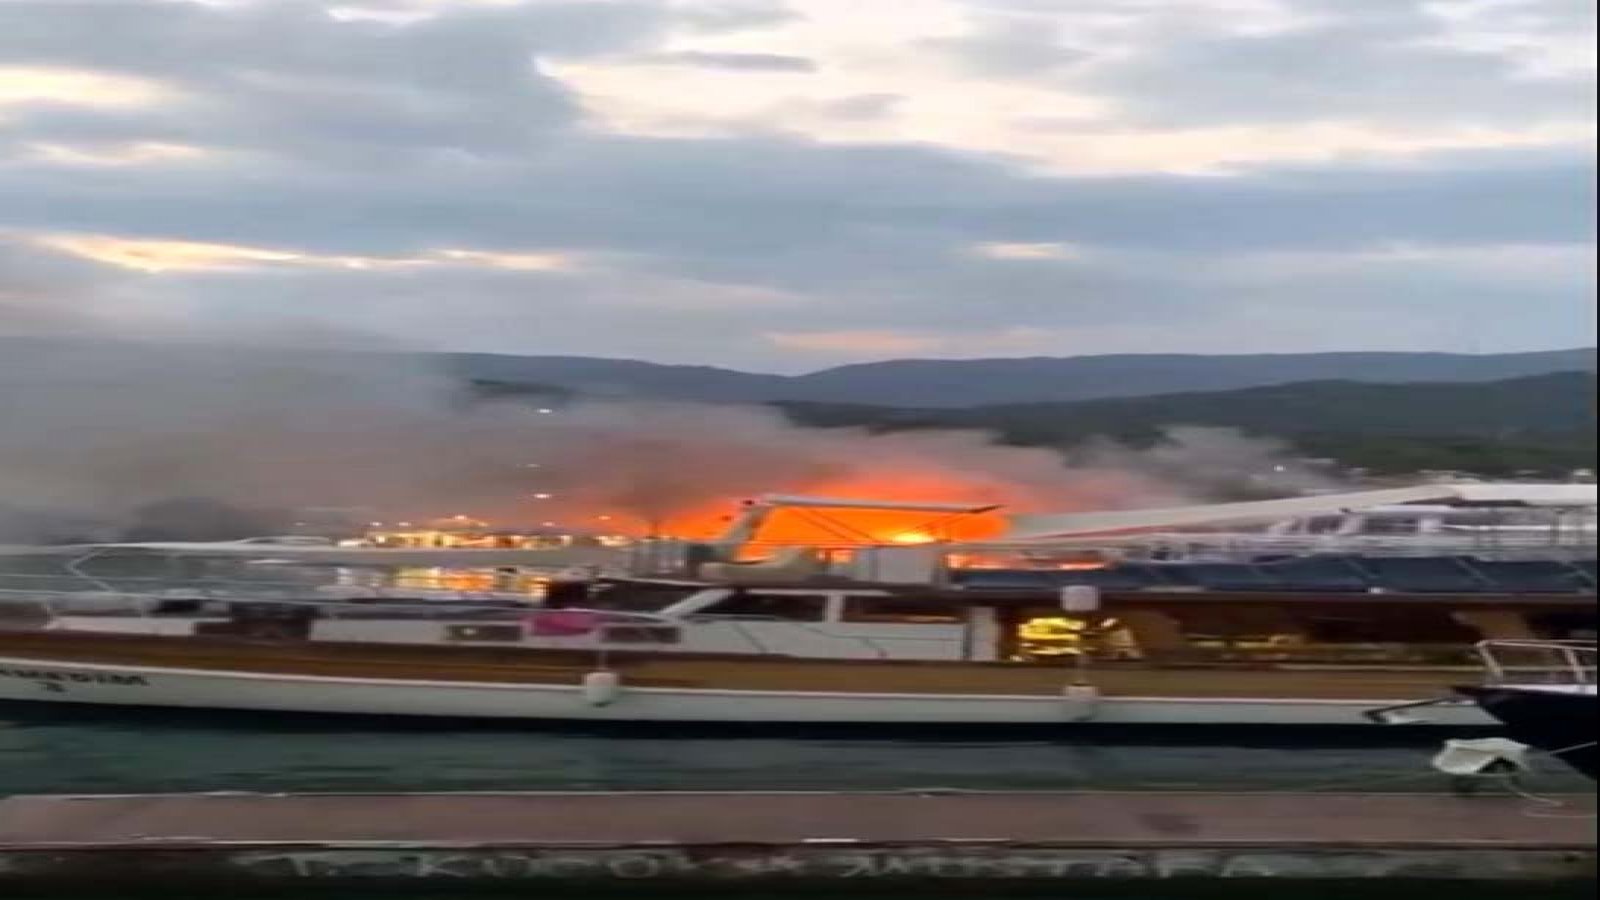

left=0, top=790, right=1592, bottom=892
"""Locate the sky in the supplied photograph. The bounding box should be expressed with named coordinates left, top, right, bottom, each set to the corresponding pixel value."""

left=0, top=0, right=1594, bottom=372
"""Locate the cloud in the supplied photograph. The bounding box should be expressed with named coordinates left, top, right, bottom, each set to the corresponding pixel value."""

left=1063, top=0, right=1593, bottom=129
left=973, top=242, right=1080, bottom=260
left=0, top=0, right=1591, bottom=370
left=817, top=92, right=901, bottom=121
left=922, top=16, right=1089, bottom=78
left=0, top=235, right=128, bottom=336
left=35, top=233, right=574, bottom=274
left=0, top=65, right=179, bottom=109
left=0, top=0, right=675, bottom=161
left=640, top=51, right=817, bottom=72
left=17, top=140, right=209, bottom=166
left=667, top=0, right=801, bottom=34
left=763, top=329, right=946, bottom=355
left=548, top=0, right=1593, bottom=173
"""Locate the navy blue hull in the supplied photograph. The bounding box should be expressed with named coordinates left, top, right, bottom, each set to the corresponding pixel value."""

left=1457, top=685, right=1598, bottom=780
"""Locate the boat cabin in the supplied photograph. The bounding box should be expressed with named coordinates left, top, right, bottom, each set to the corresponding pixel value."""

left=33, top=579, right=1597, bottom=667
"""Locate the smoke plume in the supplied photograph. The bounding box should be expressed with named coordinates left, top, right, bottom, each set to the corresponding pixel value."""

left=1, top=237, right=1329, bottom=542
left=0, top=346, right=1328, bottom=542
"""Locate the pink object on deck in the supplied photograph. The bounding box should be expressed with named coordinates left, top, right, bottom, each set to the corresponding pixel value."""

left=526, top=609, right=602, bottom=637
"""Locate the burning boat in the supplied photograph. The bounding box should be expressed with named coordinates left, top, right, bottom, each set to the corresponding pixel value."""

left=0, top=483, right=1590, bottom=728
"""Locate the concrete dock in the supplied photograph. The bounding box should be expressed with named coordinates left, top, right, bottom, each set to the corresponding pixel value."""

left=0, top=791, right=1592, bottom=892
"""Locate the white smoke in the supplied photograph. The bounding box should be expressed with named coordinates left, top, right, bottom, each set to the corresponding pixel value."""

left=0, top=237, right=1330, bottom=541
left=0, top=348, right=1328, bottom=541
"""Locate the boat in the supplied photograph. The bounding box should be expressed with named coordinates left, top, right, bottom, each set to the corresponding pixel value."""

left=1454, top=640, right=1597, bottom=779
left=0, top=625, right=1493, bottom=727
left=1, top=577, right=1593, bottom=727
left=0, top=485, right=1589, bottom=728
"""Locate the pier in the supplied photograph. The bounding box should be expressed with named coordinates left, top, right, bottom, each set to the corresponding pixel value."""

left=0, top=790, right=1592, bottom=893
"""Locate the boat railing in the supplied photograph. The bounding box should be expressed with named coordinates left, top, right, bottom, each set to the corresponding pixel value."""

left=494, top=608, right=910, bottom=660
left=0, top=574, right=546, bottom=609
left=0, top=588, right=908, bottom=660
left=682, top=614, right=953, bottom=659
left=0, top=586, right=535, bottom=619
left=971, top=533, right=1598, bottom=563
left=1475, top=639, right=1597, bottom=687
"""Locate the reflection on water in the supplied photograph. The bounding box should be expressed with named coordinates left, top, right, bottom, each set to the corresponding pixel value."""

left=4, top=885, right=1591, bottom=900
left=0, top=702, right=1588, bottom=797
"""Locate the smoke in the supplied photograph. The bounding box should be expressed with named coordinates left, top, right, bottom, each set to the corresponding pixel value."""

left=0, top=342, right=1331, bottom=542
left=1072, top=425, right=1341, bottom=501
left=0, top=344, right=1334, bottom=542
left=515, top=400, right=1195, bottom=536
left=0, top=340, right=542, bottom=537
left=0, top=237, right=1331, bottom=542
left=0, top=236, right=126, bottom=338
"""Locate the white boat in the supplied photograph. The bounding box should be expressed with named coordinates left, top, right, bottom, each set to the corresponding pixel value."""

left=0, top=648, right=1489, bottom=727
left=0, top=581, right=1521, bottom=727
left=0, top=485, right=1589, bottom=728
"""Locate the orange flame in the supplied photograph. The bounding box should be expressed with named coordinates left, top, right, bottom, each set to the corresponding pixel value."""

left=647, top=472, right=1017, bottom=544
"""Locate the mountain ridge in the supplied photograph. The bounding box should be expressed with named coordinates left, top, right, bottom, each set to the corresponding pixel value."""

left=0, top=336, right=1591, bottom=409
left=443, top=346, right=1596, bottom=407
left=774, top=371, right=1597, bottom=476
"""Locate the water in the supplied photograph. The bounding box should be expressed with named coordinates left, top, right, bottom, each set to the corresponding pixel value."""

left=2, top=702, right=1589, bottom=796
left=1, top=707, right=1589, bottom=900
left=9, top=883, right=1587, bottom=890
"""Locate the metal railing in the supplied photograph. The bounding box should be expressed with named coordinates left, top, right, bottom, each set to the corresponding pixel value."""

left=1475, top=639, right=1596, bottom=686
left=0, top=586, right=925, bottom=660
left=980, top=532, right=1598, bottom=563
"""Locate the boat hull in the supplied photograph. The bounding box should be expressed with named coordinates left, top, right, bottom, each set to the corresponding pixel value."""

left=1456, top=685, right=1598, bottom=779
left=0, top=654, right=1490, bottom=727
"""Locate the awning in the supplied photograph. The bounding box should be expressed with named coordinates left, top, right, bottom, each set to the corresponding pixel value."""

left=750, top=494, right=1000, bottom=513
left=1004, top=485, right=1479, bottom=540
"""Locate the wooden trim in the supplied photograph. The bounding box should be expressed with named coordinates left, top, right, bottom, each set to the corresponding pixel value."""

left=0, top=629, right=1473, bottom=701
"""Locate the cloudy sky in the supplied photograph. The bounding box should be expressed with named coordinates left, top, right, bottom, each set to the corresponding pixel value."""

left=0, top=0, right=1593, bottom=371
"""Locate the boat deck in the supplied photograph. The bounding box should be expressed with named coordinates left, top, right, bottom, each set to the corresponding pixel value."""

left=0, top=791, right=1591, bottom=888
left=0, top=628, right=1487, bottom=700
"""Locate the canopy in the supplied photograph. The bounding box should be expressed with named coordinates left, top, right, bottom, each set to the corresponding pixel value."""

left=1004, top=483, right=1595, bottom=540
left=1447, top=483, right=1597, bottom=507
left=750, top=494, right=1000, bottom=513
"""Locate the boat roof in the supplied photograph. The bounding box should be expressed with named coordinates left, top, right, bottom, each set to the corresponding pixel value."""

left=600, top=578, right=1596, bottom=609
left=750, top=494, right=1000, bottom=513
left=1006, top=483, right=1597, bottom=540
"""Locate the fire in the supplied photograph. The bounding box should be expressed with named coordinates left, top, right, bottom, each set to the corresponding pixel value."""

left=658, top=498, right=1009, bottom=545
left=479, top=459, right=1137, bottom=546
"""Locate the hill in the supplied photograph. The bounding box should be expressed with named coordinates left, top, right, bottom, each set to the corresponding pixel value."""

left=777, top=372, right=1598, bottom=476
left=443, top=347, right=1594, bottom=407
left=1, top=337, right=1590, bottom=408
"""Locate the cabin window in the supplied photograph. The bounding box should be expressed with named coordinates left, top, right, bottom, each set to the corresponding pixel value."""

left=1304, top=516, right=1346, bottom=535
left=580, top=585, right=696, bottom=613
left=1295, top=608, right=1479, bottom=645
left=444, top=624, right=523, bottom=642
left=842, top=596, right=963, bottom=624
left=704, top=592, right=828, bottom=622
left=1527, top=611, right=1599, bottom=641
left=601, top=625, right=681, bottom=644
left=1363, top=517, right=1420, bottom=535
